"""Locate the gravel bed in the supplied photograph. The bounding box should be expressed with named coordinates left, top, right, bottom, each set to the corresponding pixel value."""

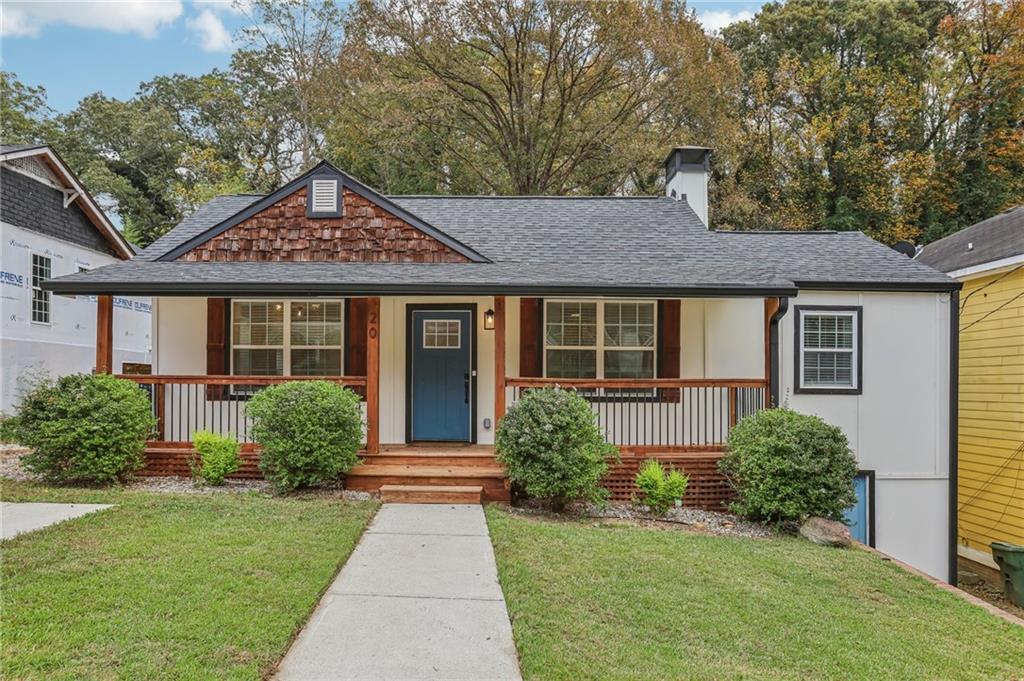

left=127, top=476, right=272, bottom=494
left=508, top=500, right=773, bottom=539
left=0, top=449, right=376, bottom=500
left=0, top=447, right=35, bottom=481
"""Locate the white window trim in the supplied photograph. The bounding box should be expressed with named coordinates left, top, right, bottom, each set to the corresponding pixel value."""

left=30, top=253, right=52, bottom=326
left=542, top=299, right=657, bottom=380
left=797, top=308, right=860, bottom=392
left=230, top=299, right=344, bottom=376
left=422, top=319, right=462, bottom=349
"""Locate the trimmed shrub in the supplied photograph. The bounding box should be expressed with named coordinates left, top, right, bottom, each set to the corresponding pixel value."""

left=635, top=459, right=689, bottom=515
left=495, top=387, right=617, bottom=511
left=720, top=407, right=857, bottom=523
left=190, top=430, right=241, bottom=486
left=246, top=380, right=363, bottom=492
left=15, top=373, right=155, bottom=484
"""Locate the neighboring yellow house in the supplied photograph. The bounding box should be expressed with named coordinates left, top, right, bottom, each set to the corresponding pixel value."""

left=919, top=206, right=1024, bottom=580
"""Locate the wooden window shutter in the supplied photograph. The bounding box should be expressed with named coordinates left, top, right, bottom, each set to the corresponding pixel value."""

left=657, top=300, right=681, bottom=401
left=206, top=298, right=227, bottom=399
left=345, top=298, right=368, bottom=396
left=519, top=298, right=543, bottom=377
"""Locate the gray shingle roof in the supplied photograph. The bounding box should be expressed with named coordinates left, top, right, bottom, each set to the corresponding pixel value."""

left=916, top=206, right=1024, bottom=273
left=50, top=186, right=958, bottom=295
left=135, top=194, right=263, bottom=261
left=0, top=143, right=47, bottom=155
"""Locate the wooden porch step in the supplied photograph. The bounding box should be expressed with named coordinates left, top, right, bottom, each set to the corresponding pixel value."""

left=346, top=462, right=509, bottom=502
left=380, top=485, right=483, bottom=504
left=348, top=464, right=505, bottom=478
left=361, top=452, right=498, bottom=467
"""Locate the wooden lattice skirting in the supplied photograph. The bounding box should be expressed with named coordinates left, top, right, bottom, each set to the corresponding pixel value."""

left=138, top=443, right=734, bottom=510
left=603, top=449, right=733, bottom=510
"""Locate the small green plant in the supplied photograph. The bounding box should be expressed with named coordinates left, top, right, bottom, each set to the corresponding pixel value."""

left=635, top=459, right=689, bottom=515
left=720, top=407, right=858, bottom=523
left=0, top=413, right=20, bottom=443
left=190, top=430, right=241, bottom=485
left=246, top=380, right=363, bottom=492
left=496, top=387, right=618, bottom=511
left=14, top=373, right=155, bottom=484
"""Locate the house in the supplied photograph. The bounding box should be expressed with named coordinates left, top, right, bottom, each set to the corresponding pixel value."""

left=0, top=144, right=151, bottom=414
left=43, top=146, right=960, bottom=581
left=917, top=207, right=1024, bottom=584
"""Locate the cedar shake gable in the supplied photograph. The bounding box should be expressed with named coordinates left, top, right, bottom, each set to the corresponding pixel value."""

left=164, top=163, right=488, bottom=264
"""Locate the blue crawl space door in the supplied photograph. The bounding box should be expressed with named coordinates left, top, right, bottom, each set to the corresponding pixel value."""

left=410, top=309, right=473, bottom=441
left=843, top=473, right=872, bottom=545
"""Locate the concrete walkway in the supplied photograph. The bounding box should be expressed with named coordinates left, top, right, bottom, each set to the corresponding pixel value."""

left=1, top=502, right=113, bottom=539
left=275, top=503, right=522, bottom=681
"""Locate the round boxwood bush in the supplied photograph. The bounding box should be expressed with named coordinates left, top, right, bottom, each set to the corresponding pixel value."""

left=495, top=387, right=617, bottom=511
left=246, top=380, right=363, bottom=492
left=15, top=373, right=155, bottom=484
left=720, top=407, right=857, bottom=523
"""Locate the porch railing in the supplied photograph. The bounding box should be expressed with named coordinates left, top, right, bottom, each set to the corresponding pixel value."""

left=505, top=378, right=768, bottom=450
left=119, top=375, right=368, bottom=444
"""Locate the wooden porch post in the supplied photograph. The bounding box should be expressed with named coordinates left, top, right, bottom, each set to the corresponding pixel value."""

left=366, top=296, right=380, bottom=454
left=96, top=294, right=113, bottom=374
left=494, top=296, right=506, bottom=425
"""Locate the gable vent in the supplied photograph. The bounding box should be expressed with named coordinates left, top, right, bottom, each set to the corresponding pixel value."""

left=310, top=179, right=339, bottom=215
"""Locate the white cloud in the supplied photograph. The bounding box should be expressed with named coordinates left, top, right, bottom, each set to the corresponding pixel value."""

left=698, top=9, right=754, bottom=33
left=187, top=9, right=232, bottom=52
left=1, top=1, right=183, bottom=38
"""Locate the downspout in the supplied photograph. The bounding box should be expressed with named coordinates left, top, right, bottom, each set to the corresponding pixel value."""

left=948, top=290, right=959, bottom=585
left=768, top=297, right=790, bottom=407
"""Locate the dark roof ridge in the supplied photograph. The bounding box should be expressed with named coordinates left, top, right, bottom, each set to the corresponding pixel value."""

left=390, top=194, right=667, bottom=200
left=713, top=229, right=841, bottom=235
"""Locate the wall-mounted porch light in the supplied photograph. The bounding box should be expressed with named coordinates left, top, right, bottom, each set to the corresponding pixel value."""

left=484, top=308, right=495, bottom=330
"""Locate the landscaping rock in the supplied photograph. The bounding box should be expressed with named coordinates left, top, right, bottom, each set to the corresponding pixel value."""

left=799, top=517, right=851, bottom=547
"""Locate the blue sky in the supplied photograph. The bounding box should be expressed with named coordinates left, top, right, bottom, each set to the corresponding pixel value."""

left=1, top=1, right=768, bottom=114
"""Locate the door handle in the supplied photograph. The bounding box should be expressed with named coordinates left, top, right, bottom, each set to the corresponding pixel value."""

left=464, top=373, right=470, bottom=404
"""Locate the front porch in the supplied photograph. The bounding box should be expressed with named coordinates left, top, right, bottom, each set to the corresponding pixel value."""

left=95, top=294, right=781, bottom=507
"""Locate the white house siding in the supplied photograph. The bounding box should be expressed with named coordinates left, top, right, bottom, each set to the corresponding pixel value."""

left=778, top=290, right=953, bottom=580
left=0, top=221, right=150, bottom=414
left=151, top=291, right=952, bottom=579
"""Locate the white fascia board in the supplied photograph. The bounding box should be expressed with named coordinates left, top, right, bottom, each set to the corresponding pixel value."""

left=948, top=253, right=1024, bottom=281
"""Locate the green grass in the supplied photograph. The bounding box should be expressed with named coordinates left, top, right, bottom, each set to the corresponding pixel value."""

left=486, top=508, right=1024, bottom=681
left=1, top=479, right=379, bottom=680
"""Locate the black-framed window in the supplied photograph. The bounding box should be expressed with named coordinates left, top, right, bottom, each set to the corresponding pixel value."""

left=31, top=254, right=51, bottom=324
left=230, top=299, right=343, bottom=377
left=794, top=305, right=862, bottom=394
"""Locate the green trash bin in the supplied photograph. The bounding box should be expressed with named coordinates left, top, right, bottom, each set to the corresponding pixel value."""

left=990, top=541, right=1024, bottom=607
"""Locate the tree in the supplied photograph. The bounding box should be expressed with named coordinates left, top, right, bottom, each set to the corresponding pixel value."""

left=331, top=0, right=741, bottom=196
left=721, top=0, right=1023, bottom=243
left=0, top=71, right=55, bottom=144
left=238, top=0, right=346, bottom=171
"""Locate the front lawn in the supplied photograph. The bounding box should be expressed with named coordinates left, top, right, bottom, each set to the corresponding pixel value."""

left=487, top=508, right=1024, bottom=681
left=1, top=480, right=378, bottom=680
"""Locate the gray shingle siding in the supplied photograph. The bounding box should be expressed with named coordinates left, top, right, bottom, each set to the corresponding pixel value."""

left=1, top=166, right=117, bottom=257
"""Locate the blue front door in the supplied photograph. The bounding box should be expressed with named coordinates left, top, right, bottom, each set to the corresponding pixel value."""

left=844, top=473, right=871, bottom=544
left=410, top=309, right=473, bottom=441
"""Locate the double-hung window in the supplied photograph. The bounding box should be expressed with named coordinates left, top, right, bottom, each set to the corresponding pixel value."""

left=231, top=300, right=343, bottom=378
left=796, top=306, right=861, bottom=393
left=31, top=254, right=51, bottom=324
left=544, top=301, right=656, bottom=390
